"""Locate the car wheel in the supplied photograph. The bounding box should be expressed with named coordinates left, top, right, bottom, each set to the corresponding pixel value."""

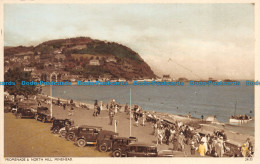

left=59, top=130, right=66, bottom=138
left=99, top=144, right=108, bottom=152
left=77, top=139, right=86, bottom=147
left=52, top=127, right=59, bottom=134
left=113, top=150, right=122, bottom=157
left=67, top=133, right=75, bottom=141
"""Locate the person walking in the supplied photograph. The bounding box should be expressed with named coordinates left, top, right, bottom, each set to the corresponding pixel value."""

left=165, top=127, right=171, bottom=145
left=241, top=143, right=249, bottom=157
left=157, top=128, right=163, bottom=145
left=172, top=134, right=179, bottom=151
left=125, top=103, right=129, bottom=113
left=198, top=141, right=206, bottom=156
left=190, top=141, right=196, bottom=155
left=134, top=112, right=139, bottom=127
left=141, top=112, right=146, bottom=126
left=169, top=127, right=175, bottom=143
left=109, top=109, right=115, bottom=125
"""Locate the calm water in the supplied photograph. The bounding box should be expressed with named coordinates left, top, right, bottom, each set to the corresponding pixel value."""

left=42, top=81, right=254, bottom=125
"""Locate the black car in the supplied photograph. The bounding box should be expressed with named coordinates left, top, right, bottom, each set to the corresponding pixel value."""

left=15, top=108, right=35, bottom=119
left=96, top=130, right=119, bottom=152
left=50, top=119, right=72, bottom=134
left=4, top=101, right=14, bottom=113
left=35, top=106, right=52, bottom=123
left=74, top=126, right=102, bottom=147
left=111, top=137, right=138, bottom=157
left=65, top=125, right=89, bottom=141
left=125, top=143, right=174, bottom=157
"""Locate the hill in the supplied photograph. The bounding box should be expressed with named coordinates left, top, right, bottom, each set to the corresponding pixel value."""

left=4, top=37, right=156, bottom=80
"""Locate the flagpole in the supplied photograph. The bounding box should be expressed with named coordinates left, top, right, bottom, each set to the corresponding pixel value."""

left=130, top=88, right=132, bottom=136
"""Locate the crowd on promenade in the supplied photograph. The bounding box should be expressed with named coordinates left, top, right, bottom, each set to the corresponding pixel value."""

left=92, top=99, right=254, bottom=157
left=4, top=92, right=254, bottom=158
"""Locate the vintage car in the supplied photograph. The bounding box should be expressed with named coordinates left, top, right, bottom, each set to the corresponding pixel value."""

left=115, top=143, right=174, bottom=157
left=111, top=137, right=138, bottom=156
left=64, top=125, right=90, bottom=141
left=15, top=108, right=35, bottom=119
left=50, top=119, right=72, bottom=134
left=96, top=130, right=119, bottom=152
left=35, top=106, right=53, bottom=123
left=4, top=101, right=15, bottom=113
left=11, top=104, right=18, bottom=113
left=74, top=125, right=102, bottom=147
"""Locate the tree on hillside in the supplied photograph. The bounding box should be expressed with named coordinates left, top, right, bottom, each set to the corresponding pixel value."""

left=4, top=67, right=37, bottom=98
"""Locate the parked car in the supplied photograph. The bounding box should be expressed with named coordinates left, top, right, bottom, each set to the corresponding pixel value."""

left=74, top=126, right=102, bottom=147
left=11, top=104, right=18, bottom=113
left=15, top=108, right=35, bottom=119
left=50, top=119, right=72, bottom=134
left=122, top=143, right=174, bottom=157
left=4, top=101, right=14, bottom=113
left=35, top=106, right=53, bottom=123
left=111, top=137, right=138, bottom=156
left=96, top=130, right=119, bottom=152
left=64, top=125, right=89, bottom=141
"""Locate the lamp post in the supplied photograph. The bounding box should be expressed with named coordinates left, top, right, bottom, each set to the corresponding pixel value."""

left=50, top=74, right=53, bottom=118
left=130, top=88, right=132, bottom=136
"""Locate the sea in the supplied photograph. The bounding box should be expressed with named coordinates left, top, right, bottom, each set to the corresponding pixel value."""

left=42, top=81, right=255, bottom=136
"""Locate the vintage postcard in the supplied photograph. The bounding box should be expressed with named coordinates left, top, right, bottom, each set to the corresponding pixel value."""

left=0, top=0, right=259, bottom=164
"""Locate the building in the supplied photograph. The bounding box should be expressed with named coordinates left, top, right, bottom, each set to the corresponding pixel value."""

left=53, top=49, right=62, bottom=54
left=55, top=54, right=66, bottom=60
left=89, top=59, right=100, bottom=66
left=106, top=56, right=117, bottom=63
left=75, top=65, right=83, bottom=70
left=162, top=75, right=172, bottom=81
left=24, top=56, right=31, bottom=60
left=24, top=67, right=35, bottom=72
left=34, top=55, right=40, bottom=60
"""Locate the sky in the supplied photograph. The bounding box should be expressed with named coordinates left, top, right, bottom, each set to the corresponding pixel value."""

left=4, top=3, right=255, bottom=80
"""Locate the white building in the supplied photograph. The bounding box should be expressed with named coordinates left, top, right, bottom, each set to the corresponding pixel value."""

left=106, top=56, right=117, bottom=63
left=24, top=67, right=35, bottom=72
left=89, top=59, right=100, bottom=66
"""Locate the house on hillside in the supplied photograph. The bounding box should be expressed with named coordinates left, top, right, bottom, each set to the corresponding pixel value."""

left=44, top=63, right=53, bottom=68
left=75, top=65, right=83, bottom=71
left=54, top=62, right=65, bottom=69
left=54, top=49, right=62, bottom=54
left=34, top=55, right=40, bottom=60
left=55, top=54, right=66, bottom=60
left=89, top=59, right=100, bottom=66
left=24, top=67, right=35, bottom=72
left=106, top=56, right=117, bottom=63
left=24, top=55, right=31, bottom=60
